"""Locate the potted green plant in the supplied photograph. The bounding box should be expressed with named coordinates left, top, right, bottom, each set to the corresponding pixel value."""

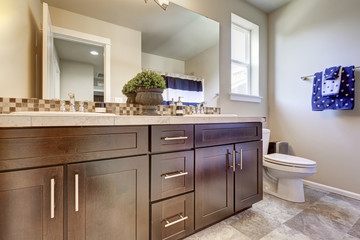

left=122, top=79, right=137, bottom=104
left=132, top=70, right=166, bottom=115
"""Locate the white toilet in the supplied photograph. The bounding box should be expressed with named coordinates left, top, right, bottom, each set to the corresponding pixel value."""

left=262, top=129, right=317, bottom=202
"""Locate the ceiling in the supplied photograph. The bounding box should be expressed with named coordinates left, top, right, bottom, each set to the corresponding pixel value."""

left=245, top=0, right=293, bottom=13
left=54, top=38, right=104, bottom=75
left=42, top=0, right=219, bottom=61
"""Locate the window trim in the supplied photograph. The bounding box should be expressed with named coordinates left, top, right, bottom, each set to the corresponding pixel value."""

left=230, top=93, right=263, bottom=103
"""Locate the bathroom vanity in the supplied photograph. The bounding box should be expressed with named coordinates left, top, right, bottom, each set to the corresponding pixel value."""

left=0, top=114, right=263, bottom=240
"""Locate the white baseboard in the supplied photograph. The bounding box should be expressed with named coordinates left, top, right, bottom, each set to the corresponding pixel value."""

left=303, top=180, right=360, bottom=200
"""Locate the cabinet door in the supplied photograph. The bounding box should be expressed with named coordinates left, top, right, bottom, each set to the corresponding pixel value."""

left=195, top=145, right=234, bottom=230
left=234, top=141, right=262, bottom=212
left=0, top=166, right=63, bottom=240
left=67, top=156, right=149, bottom=240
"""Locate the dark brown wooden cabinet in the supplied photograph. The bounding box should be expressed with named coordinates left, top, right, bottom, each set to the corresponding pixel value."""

left=151, top=151, right=194, bottom=201
left=195, top=145, right=234, bottom=230
left=151, top=192, right=194, bottom=240
left=151, top=125, right=193, bottom=153
left=195, top=123, right=261, bottom=148
left=0, top=166, right=63, bottom=240
left=67, top=155, right=149, bottom=240
left=234, top=141, right=263, bottom=212
left=0, top=126, right=149, bottom=240
left=0, top=122, right=262, bottom=240
left=194, top=123, right=262, bottom=230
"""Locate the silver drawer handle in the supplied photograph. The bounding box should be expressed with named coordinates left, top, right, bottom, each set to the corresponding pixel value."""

left=75, top=174, right=79, bottom=212
left=50, top=178, right=55, bottom=219
left=227, top=151, right=236, bottom=172
left=163, top=171, right=188, bottom=179
left=236, top=149, right=243, bottom=170
left=164, top=214, right=189, bottom=228
left=163, top=136, right=188, bottom=141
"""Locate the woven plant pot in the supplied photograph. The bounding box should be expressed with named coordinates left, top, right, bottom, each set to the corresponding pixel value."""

left=135, top=88, right=163, bottom=115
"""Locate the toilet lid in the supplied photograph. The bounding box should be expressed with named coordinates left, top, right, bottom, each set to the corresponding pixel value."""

left=264, top=153, right=317, bottom=168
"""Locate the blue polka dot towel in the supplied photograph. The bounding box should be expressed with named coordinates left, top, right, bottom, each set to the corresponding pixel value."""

left=312, top=65, right=355, bottom=111
left=322, top=66, right=341, bottom=97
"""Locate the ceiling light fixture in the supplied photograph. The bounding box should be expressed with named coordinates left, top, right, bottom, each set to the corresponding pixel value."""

left=90, top=50, right=99, bottom=56
left=144, top=0, right=169, bottom=10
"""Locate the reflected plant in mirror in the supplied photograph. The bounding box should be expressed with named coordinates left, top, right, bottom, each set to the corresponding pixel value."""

left=1, top=0, right=219, bottom=107
left=122, top=79, right=137, bottom=104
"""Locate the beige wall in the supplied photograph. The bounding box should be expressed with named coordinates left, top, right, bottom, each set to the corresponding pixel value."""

left=0, top=0, right=42, bottom=98
left=49, top=6, right=141, bottom=101
left=171, top=0, right=268, bottom=117
left=142, top=53, right=185, bottom=74
left=59, top=60, right=94, bottom=101
left=185, top=44, right=219, bottom=107
left=269, top=0, right=360, bottom=194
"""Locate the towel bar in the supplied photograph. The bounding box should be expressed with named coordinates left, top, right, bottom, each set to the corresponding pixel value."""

left=301, top=66, right=360, bottom=80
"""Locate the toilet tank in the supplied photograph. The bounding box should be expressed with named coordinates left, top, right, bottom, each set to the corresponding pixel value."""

left=262, top=128, right=270, bottom=155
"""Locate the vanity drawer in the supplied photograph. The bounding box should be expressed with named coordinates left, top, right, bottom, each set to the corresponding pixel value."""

left=151, top=151, right=194, bottom=201
left=0, top=126, right=148, bottom=170
left=151, top=192, right=194, bottom=240
left=151, top=125, right=193, bottom=152
left=195, top=122, right=262, bottom=148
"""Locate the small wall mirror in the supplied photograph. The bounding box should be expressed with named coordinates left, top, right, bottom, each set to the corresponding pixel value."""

left=42, top=3, right=111, bottom=101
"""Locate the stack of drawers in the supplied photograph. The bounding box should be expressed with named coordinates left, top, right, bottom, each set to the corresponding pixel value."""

left=150, top=125, right=195, bottom=240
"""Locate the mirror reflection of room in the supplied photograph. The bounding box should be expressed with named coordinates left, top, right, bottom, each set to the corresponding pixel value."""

left=52, top=39, right=104, bottom=102
left=0, top=0, right=220, bottom=107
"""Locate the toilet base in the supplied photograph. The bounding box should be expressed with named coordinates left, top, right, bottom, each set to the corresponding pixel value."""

left=263, top=169, right=305, bottom=203
left=277, top=178, right=305, bottom=202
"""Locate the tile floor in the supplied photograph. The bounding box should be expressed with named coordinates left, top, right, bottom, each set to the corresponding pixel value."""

left=185, top=187, right=360, bottom=240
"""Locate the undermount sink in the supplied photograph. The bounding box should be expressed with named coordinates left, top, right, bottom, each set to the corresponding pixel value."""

left=184, top=114, right=238, bottom=117
left=10, top=111, right=116, bottom=116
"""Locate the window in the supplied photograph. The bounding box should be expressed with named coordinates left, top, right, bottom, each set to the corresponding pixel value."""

left=231, top=24, right=250, bottom=95
left=231, top=13, right=261, bottom=103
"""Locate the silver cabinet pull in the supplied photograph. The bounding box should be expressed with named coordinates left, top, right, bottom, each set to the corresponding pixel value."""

left=75, top=174, right=79, bottom=212
left=164, top=214, right=189, bottom=228
left=163, top=136, right=188, bottom=141
left=227, top=151, right=236, bottom=172
left=236, top=149, right=243, bottom=170
left=163, top=171, right=188, bottom=179
left=50, top=178, right=55, bottom=219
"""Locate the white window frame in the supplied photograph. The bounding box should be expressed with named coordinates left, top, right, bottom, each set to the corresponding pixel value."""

left=230, top=13, right=262, bottom=103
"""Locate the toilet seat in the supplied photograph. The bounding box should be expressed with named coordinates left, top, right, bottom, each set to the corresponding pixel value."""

left=264, top=153, right=317, bottom=168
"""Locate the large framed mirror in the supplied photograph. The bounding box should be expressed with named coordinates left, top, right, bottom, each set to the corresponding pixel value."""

left=1, top=0, right=219, bottom=106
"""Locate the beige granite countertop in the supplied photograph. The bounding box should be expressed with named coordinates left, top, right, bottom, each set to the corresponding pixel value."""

left=0, top=114, right=265, bottom=128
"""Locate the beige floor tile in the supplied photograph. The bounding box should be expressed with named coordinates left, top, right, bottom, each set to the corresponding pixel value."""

left=348, top=218, right=360, bottom=239
left=284, top=208, right=351, bottom=240
left=260, top=225, right=311, bottom=240
left=303, top=187, right=329, bottom=204
left=328, top=193, right=360, bottom=209
left=230, top=207, right=282, bottom=240
left=343, top=234, right=360, bottom=240
left=184, top=187, right=359, bottom=240
left=307, top=194, right=360, bottom=227
left=184, top=221, right=250, bottom=240
left=252, top=193, right=306, bottom=223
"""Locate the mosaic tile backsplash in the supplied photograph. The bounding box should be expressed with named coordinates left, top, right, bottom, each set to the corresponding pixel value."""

left=0, top=97, right=221, bottom=116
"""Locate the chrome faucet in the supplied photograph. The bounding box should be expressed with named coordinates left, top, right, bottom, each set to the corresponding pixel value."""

left=68, top=92, right=76, bottom=112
